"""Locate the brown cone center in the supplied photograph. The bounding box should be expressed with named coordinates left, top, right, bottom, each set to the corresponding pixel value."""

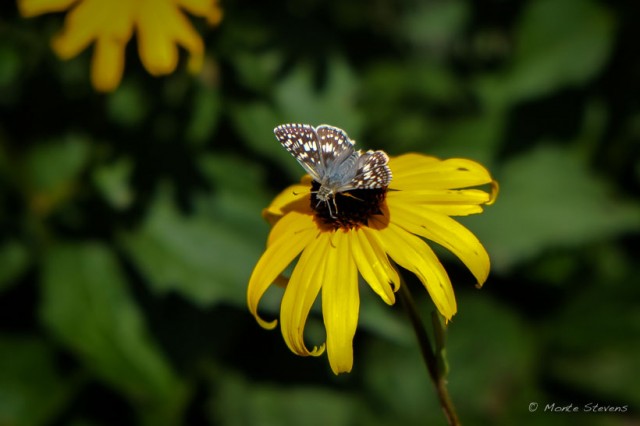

left=310, top=180, right=388, bottom=230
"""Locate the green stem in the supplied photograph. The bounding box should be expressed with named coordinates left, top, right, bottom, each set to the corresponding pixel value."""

left=398, top=281, right=461, bottom=426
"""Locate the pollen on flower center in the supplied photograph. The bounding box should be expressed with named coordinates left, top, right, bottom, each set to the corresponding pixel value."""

left=310, top=181, right=388, bottom=229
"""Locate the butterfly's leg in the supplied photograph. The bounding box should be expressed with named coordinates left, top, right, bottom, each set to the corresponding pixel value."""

left=330, top=196, right=339, bottom=219
left=324, top=199, right=333, bottom=218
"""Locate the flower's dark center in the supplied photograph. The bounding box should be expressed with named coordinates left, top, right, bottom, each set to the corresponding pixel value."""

left=310, top=181, right=388, bottom=230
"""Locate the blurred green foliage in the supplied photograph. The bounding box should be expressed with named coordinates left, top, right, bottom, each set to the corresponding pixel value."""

left=1, top=0, right=639, bottom=425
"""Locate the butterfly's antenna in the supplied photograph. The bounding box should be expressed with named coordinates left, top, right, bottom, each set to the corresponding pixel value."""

left=342, top=193, right=363, bottom=202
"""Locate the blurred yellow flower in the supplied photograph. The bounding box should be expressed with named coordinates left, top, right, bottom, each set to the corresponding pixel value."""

left=248, top=147, right=498, bottom=374
left=18, top=0, right=222, bottom=92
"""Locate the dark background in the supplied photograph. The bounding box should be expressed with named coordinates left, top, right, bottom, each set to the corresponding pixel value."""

left=1, top=0, right=639, bottom=425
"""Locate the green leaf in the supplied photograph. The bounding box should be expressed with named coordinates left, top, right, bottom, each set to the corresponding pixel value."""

left=468, top=145, right=640, bottom=273
left=106, top=80, right=150, bottom=127
left=120, top=181, right=267, bottom=308
left=92, top=157, right=134, bottom=210
left=230, top=57, right=362, bottom=179
left=477, top=0, right=615, bottom=107
left=0, top=42, right=21, bottom=95
left=0, top=241, right=30, bottom=292
left=446, top=295, right=537, bottom=423
left=185, top=84, right=222, bottom=146
left=401, top=0, right=469, bottom=50
left=274, top=56, right=362, bottom=134
left=208, top=371, right=360, bottom=426
left=362, top=337, right=443, bottom=425
left=361, top=61, right=470, bottom=154
left=363, top=294, right=536, bottom=425
left=358, top=288, right=412, bottom=345
left=23, top=134, right=90, bottom=195
left=229, top=100, right=302, bottom=178
left=231, top=49, right=283, bottom=93
left=40, top=242, right=187, bottom=425
left=430, top=107, right=506, bottom=164
left=0, top=335, right=76, bottom=426
left=545, top=267, right=640, bottom=407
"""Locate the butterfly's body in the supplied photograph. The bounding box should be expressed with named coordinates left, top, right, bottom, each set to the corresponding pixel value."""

left=274, top=123, right=392, bottom=217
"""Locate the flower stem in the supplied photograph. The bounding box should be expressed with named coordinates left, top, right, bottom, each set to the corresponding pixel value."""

left=398, top=281, right=461, bottom=426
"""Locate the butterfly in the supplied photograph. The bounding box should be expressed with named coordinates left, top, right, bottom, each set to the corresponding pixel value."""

left=274, top=123, right=392, bottom=217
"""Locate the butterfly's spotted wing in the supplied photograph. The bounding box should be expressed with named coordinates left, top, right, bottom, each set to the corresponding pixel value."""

left=274, top=123, right=323, bottom=182
left=314, top=125, right=356, bottom=170
left=275, top=123, right=392, bottom=192
left=352, top=150, right=392, bottom=189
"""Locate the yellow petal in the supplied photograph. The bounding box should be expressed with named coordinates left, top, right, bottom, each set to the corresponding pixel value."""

left=487, top=179, right=500, bottom=205
left=247, top=212, right=316, bottom=329
left=136, top=0, right=205, bottom=75
left=388, top=200, right=490, bottom=286
left=368, top=219, right=457, bottom=320
left=187, top=52, right=204, bottom=74
left=387, top=188, right=490, bottom=206
left=177, top=0, right=223, bottom=25
left=136, top=0, right=184, bottom=75
left=410, top=204, right=486, bottom=217
left=389, top=153, right=440, bottom=172
left=169, top=9, right=205, bottom=57
left=51, top=27, right=92, bottom=60
left=322, top=230, right=359, bottom=374
left=50, top=1, right=101, bottom=59
left=390, top=154, right=493, bottom=190
left=90, top=37, right=125, bottom=92
left=386, top=186, right=491, bottom=218
left=51, top=0, right=134, bottom=60
left=18, top=0, right=78, bottom=17
left=280, top=232, right=329, bottom=357
left=386, top=188, right=492, bottom=218
left=266, top=208, right=314, bottom=248
left=351, top=228, right=397, bottom=305
left=262, top=183, right=311, bottom=226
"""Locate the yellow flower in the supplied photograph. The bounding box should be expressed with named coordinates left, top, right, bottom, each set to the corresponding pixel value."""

left=248, top=151, right=498, bottom=374
left=18, top=0, right=222, bottom=92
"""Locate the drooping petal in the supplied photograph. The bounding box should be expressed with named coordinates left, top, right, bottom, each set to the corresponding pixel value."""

left=390, top=154, right=493, bottom=191
left=90, top=37, right=126, bottom=92
left=351, top=228, right=397, bottom=305
left=368, top=219, right=457, bottom=320
left=280, top=232, right=329, bottom=357
left=51, top=0, right=134, bottom=59
left=186, top=51, right=204, bottom=74
left=360, top=227, right=401, bottom=293
left=18, top=0, right=78, bottom=17
left=136, top=0, right=183, bottom=75
left=177, top=0, right=223, bottom=25
left=247, top=212, right=317, bottom=329
left=22, top=0, right=222, bottom=93
left=322, top=230, right=359, bottom=374
left=51, top=7, right=100, bottom=58
left=162, top=2, right=206, bottom=59
left=388, top=200, right=490, bottom=286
